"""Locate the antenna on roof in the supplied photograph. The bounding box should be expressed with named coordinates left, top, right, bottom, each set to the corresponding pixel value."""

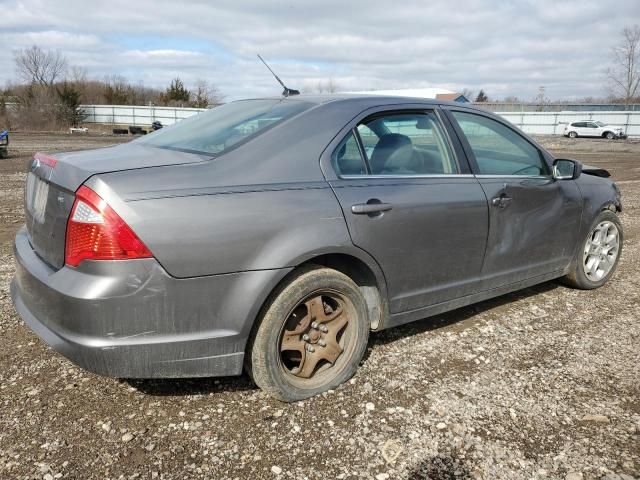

left=257, top=54, right=300, bottom=97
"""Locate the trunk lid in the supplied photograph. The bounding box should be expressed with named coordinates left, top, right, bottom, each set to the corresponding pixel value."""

left=49, top=142, right=210, bottom=192
left=25, top=143, right=208, bottom=270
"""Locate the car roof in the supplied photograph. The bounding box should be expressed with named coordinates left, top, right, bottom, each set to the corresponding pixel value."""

left=236, top=93, right=486, bottom=111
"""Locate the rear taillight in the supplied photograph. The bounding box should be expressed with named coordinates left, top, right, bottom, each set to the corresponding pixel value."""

left=65, top=185, right=152, bottom=267
left=33, top=152, right=58, bottom=168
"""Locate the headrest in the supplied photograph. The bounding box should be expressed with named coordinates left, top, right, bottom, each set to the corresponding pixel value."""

left=370, top=134, right=413, bottom=173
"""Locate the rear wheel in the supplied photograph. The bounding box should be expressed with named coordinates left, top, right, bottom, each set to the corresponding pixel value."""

left=568, top=131, right=578, bottom=138
left=562, top=210, right=623, bottom=289
left=247, top=265, right=369, bottom=402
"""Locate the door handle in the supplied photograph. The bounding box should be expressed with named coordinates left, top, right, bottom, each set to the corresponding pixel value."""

left=491, top=195, right=512, bottom=208
left=351, top=202, right=393, bottom=215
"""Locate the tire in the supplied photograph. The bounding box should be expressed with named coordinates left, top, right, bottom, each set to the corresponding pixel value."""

left=568, top=131, right=578, bottom=138
left=562, top=210, right=623, bottom=289
left=605, top=132, right=615, bottom=140
left=246, top=265, right=370, bottom=402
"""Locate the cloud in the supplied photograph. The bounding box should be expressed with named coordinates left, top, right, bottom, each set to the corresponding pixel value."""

left=1, top=0, right=639, bottom=100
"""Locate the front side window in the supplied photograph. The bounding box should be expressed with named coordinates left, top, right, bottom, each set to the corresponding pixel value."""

left=360, top=112, right=456, bottom=175
left=451, top=111, right=549, bottom=176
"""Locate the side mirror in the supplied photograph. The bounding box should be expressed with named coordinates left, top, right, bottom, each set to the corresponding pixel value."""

left=553, top=159, right=582, bottom=180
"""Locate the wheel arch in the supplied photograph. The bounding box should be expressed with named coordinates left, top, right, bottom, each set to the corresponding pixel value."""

left=602, top=201, right=622, bottom=213
left=298, top=252, right=388, bottom=330
left=249, top=247, right=389, bottom=343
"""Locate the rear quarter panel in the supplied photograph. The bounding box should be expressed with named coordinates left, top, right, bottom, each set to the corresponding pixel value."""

left=87, top=174, right=354, bottom=278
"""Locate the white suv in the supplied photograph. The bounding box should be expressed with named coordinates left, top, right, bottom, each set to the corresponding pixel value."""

left=564, top=121, right=626, bottom=139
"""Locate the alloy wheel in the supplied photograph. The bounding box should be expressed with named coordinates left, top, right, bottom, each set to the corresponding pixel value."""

left=583, top=220, right=620, bottom=281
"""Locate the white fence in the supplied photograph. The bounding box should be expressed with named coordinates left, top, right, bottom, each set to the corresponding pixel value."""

left=81, top=105, right=206, bottom=126
left=76, top=104, right=640, bottom=137
left=498, top=111, right=640, bottom=137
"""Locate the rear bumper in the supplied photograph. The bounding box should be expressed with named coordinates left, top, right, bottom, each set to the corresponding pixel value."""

left=11, top=226, right=291, bottom=378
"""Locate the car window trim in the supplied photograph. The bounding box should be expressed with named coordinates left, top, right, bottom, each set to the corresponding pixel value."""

left=352, top=127, right=372, bottom=174
left=441, top=107, right=553, bottom=178
left=435, top=107, right=472, bottom=175
left=330, top=108, right=463, bottom=179
left=340, top=173, right=476, bottom=180
left=474, top=174, right=552, bottom=179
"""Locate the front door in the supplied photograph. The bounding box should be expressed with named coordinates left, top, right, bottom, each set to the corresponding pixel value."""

left=447, top=109, right=583, bottom=290
left=327, top=110, right=489, bottom=314
left=584, top=122, right=600, bottom=137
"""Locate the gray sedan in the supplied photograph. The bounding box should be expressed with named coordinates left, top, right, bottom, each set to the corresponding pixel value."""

left=11, top=95, right=623, bottom=401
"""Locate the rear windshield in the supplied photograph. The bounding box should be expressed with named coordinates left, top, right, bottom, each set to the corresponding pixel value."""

left=138, top=99, right=313, bottom=155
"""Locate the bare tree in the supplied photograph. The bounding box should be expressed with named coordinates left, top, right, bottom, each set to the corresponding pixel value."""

left=191, top=79, right=224, bottom=108
left=326, top=77, right=339, bottom=93
left=14, top=45, right=68, bottom=87
left=315, top=78, right=339, bottom=94
left=103, top=75, right=131, bottom=104
left=502, top=96, right=521, bottom=103
left=607, top=25, right=640, bottom=107
left=70, top=66, right=88, bottom=84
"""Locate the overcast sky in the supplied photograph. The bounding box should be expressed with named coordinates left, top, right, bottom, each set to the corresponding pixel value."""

left=1, top=0, right=639, bottom=101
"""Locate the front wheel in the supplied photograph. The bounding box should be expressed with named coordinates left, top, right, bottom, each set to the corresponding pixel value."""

left=605, top=132, right=615, bottom=140
left=247, top=265, right=370, bottom=402
left=562, top=210, right=623, bottom=289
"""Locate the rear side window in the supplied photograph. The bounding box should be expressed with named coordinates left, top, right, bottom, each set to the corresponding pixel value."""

left=332, top=132, right=367, bottom=176
left=138, top=99, right=313, bottom=155
left=364, top=113, right=456, bottom=175
left=355, top=112, right=457, bottom=176
left=451, top=111, right=549, bottom=176
left=332, top=111, right=457, bottom=177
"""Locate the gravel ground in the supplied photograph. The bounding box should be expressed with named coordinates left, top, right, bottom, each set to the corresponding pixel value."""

left=0, top=132, right=638, bottom=480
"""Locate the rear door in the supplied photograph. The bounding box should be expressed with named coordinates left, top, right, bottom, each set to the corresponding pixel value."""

left=322, top=108, right=489, bottom=314
left=445, top=108, right=582, bottom=289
